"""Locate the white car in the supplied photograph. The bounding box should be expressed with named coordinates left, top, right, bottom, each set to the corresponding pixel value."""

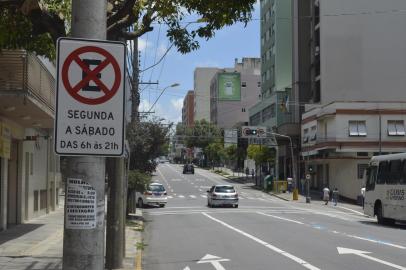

left=207, top=185, right=238, bottom=208
left=136, top=183, right=168, bottom=208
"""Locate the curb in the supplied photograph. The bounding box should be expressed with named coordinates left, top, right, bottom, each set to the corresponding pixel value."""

left=123, top=210, right=144, bottom=270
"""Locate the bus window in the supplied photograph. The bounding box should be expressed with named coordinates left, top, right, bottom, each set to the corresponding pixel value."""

left=388, top=159, right=401, bottom=184
left=366, top=166, right=377, bottom=191
left=377, top=161, right=388, bottom=184
left=401, top=160, right=406, bottom=185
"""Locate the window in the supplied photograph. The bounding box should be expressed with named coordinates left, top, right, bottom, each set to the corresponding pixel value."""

left=242, top=108, right=246, bottom=112
left=257, top=81, right=261, bottom=87
left=388, top=120, right=405, bottom=136
left=357, top=152, right=369, bottom=157
left=241, top=82, right=247, bottom=87
left=262, top=104, right=275, bottom=122
left=401, top=160, right=406, bottom=184
left=349, top=121, right=367, bottom=136
left=34, top=190, right=39, bottom=211
left=310, top=126, right=317, bottom=141
left=357, top=164, right=368, bottom=179
left=303, top=128, right=309, bottom=143
left=377, top=161, right=389, bottom=184
left=30, top=153, right=34, bottom=175
left=366, top=166, right=377, bottom=191
left=388, top=159, right=401, bottom=184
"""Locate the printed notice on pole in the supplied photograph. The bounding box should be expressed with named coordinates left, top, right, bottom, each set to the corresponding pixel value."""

left=66, top=178, right=97, bottom=229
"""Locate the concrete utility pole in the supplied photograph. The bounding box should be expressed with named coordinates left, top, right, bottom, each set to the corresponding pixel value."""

left=106, top=158, right=125, bottom=269
left=62, top=1, right=107, bottom=270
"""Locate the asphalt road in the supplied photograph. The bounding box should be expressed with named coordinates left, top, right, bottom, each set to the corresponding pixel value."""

left=142, top=163, right=406, bottom=270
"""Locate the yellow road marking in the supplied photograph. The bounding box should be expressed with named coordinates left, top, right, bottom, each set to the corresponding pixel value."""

left=136, top=250, right=142, bottom=270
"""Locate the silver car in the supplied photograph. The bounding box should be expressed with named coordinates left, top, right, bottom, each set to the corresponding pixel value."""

left=207, top=185, right=238, bottom=208
left=136, top=183, right=168, bottom=208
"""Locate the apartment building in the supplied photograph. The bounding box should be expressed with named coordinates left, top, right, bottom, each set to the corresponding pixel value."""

left=193, top=68, right=219, bottom=122
left=301, top=0, right=406, bottom=200
left=0, top=50, right=61, bottom=230
left=249, top=0, right=300, bottom=180
left=182, top=90, right=194, bottom=127
left=210, top=58, right=261, bottom=129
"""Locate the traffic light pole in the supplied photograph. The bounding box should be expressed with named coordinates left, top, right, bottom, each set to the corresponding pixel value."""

left=267, top=132, right=297, bottom=190
left=62, top=1, right=107, bottom=270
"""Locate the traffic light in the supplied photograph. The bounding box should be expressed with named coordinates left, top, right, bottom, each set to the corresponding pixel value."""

left=246, top=129, right=257, bottom=136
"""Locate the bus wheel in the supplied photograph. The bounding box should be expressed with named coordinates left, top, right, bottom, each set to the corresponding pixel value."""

left=376, top=204, right=384, bottom=224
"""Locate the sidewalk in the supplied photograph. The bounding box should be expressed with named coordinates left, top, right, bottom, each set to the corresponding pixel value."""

left=0, top=204, right=143, bottom=270
left=268, top=190, right=365, bottom=214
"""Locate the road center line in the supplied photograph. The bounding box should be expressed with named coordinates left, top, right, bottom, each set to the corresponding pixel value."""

left=257, top=212, right=305, bottom=225
left=202, top=213, right=321, bottom=270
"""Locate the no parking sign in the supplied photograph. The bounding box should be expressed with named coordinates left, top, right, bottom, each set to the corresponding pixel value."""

left=55, top=38, right=125, bottom=156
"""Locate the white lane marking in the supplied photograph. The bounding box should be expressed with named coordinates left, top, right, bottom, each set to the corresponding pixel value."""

left=171, top=178, right=182, bottom=182
left=335, top=206, right=365, bottom=215
left=178, top=195, right=185, bottom=198
left=167, top=196, right=173, bottom=199
left=189, top=195, right=197, bottom=199
left=201, top=195, right=207, bottom=198
left=202, top=213, right=321, bottom=270
left=197, top=254, right=229, bottom=270
left=199, top=189, right=203, bottom=192
left=345, top=234, right=406, bottom=249
left=257, top=212, right=305, bottom=225
left=337, top=247, right=406, bottom=270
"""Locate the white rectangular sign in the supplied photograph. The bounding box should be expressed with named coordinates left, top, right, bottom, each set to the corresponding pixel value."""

left=55, top=38, right=125, bottom=156
left=66, top=178, right=97, bottom=229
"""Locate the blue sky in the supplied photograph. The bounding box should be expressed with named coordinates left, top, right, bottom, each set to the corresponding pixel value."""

left=137, top=3, right=260, bottom=124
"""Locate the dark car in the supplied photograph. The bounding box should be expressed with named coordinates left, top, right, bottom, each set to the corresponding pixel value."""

left=183, top=164, right=194, bottom=174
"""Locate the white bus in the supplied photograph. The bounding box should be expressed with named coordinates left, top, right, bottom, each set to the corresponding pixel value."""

left=364, top=153, right=406, bottom=224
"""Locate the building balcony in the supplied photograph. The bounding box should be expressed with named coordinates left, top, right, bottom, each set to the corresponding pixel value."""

left=0, top=50, right=55, bottom=128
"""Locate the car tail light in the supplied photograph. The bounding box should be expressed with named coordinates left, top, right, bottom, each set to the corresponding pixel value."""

left=144, top=191, right=152, bottom=195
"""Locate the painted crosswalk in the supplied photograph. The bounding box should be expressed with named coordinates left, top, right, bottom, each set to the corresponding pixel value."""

left=164, top=194, right=279, bottom=201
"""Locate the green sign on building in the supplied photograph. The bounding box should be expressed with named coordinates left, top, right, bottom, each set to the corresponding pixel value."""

left=218, top=73, right=241, bottom=101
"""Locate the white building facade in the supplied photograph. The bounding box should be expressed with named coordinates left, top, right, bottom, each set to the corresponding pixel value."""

left=193, top=68, right=219, bottom=122
left=301, top=0, right=406, bottom=200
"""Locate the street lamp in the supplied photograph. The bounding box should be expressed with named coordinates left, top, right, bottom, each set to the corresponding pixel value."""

left=147, top=83, right=180, bottom=113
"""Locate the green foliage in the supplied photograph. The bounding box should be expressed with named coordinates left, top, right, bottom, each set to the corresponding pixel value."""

left=205, top=142, right=225, bottom=163
left=247, top=145, right=275, bottom=165
left=0, top=0, right=255, bottom=59
left=127, top=117, right=172, bottom=173
left=0, top=8, right=56, bottom=59
left=127, top=170, right=151, bottom=192
left=224, top=144, right=237, bottom=161
left=176, top=119, right=221, bottom=150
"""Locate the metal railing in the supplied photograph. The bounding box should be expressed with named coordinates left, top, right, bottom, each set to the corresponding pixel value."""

left=0, top=50, right=55, bottom=112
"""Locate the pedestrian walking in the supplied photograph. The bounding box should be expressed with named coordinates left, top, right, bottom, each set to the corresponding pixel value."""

left=361, top=187, right=366, bottom=208
left=245, top=167, right=249, bottom=179
left=251, top=168, right=255, bottom=178
left=323, top=187, right=330, bottom=205
left=332, top=187, right=339, bottom=206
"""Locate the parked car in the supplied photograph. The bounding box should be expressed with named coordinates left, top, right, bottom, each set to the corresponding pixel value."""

left=207, top=185, right=238, bottom=208
left=183, top=164, right=194, bottom=174
left=136, top=183, right=167, bottom=208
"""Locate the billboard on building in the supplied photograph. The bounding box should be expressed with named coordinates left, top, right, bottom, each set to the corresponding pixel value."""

left=218, top=73, right=241, bottom=101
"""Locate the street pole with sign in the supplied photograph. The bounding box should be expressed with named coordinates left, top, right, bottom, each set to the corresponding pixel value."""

left=56, top=1, right=125, bottom=269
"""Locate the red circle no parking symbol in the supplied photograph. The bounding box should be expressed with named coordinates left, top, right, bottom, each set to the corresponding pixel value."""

left=61, top=46, right=121, bottom=105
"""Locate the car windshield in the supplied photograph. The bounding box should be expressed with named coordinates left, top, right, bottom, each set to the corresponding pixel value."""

left=214, top=186, right=235, bottom=193
left=148, top=185, right=165, bottom=192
